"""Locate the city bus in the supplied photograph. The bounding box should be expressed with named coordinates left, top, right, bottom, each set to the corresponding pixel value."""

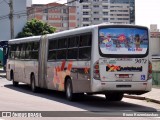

left=6, top=24, right=152, bottom=101
left=0, top=40, right=8, bottom=71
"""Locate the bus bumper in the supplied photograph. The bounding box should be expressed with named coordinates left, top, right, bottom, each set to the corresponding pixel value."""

left=91, top=79, right=152, bottom=94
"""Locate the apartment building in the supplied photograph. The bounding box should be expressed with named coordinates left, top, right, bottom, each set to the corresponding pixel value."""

left=68, top=0, right=135, bottom=27
left=150, top=24, right=160, bottom=86
left=150, top=24, right=160, bottom=56
left=27, top=3, right=77, bottom=32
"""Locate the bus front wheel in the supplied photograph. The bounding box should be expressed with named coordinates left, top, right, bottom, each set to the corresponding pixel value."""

left=105, top=93, right=124, bottom=101
left=11, top=72, right=18, bottom=86
left=31, top=74, right=37, bottom=92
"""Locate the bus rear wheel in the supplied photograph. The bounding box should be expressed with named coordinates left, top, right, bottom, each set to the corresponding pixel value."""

left=105, top=93, right=124, bottom=101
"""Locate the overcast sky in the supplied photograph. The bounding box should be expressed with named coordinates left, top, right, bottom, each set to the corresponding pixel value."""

left=32, top=0, right=160, bottom=29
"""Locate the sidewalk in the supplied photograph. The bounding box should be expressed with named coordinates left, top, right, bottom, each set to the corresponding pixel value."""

left=0, top=68, right=6, bottom=78
left=124, top=88, right=160, bottom=104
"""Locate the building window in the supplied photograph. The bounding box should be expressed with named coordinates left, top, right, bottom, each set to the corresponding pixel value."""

left=83, top=18, right=89, bottom=21
left=83, top=24, right=89, bottom=26
left=83, top=12, right=89, bottom=15
left=103, top=12, right=108, bottom=15
left=44, top=9, right=48, bottom=13
left=110, top=10, right=116, bottom=12
left=102, top=0, right=108, bottom=2
left=62, top=23, right=68, bottom=27
left=93, top=5, right=99, bottom=8
left=42, top=15, right=46, bottom=20
left=94, top=11, right=99, bottom=14
left=63, top=9, right=67, bottom=13
left=103, top=18, right=108, bottom=21
left=83, top=5, right=89, bottom=9
left=94, top=18, right=99, bottom=20
left=103, top=6, right=108, bottom=9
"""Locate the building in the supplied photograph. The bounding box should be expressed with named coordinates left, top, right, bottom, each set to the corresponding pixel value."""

left=110, top=0, right=135, bottom=24
left=0, top=0, right=27, bottom=40
left=68, top=0, right=135, bottom=27
left=150, top=24, right=160, bottom=56
left=28, top=2, right=77, bottom=32
left=150, top=24, right=160, bottom=86
left=27, top=0, right=32, bottom=7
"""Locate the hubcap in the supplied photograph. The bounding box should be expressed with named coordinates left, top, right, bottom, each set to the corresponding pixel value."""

left=32, top=77, right=35, bottom=90
left=67, top=83, right=71, bottom=98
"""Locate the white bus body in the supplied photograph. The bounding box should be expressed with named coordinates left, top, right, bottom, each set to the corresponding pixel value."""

left=6, top=24, right=152, bottom=101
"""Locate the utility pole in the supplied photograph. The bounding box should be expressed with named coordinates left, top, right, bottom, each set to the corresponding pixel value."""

left=9, top=0, right=14, bottom=39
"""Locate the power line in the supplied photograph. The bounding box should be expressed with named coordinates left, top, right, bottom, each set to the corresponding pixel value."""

left=0, top=0, right=9, bottom=5
left=0, top=0, right=79, bottom=21
left=0, top=14, right=9, bottom=20
left=0, top=0, right=4, bottom=5
left=2, top=0, right=8, bottom=5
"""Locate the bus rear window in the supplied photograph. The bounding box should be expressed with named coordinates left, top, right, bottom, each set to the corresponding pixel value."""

left=99, top=27, right=148, bottom=56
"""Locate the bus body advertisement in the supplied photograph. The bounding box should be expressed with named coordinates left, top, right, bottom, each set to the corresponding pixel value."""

left=6, top=24, right=152, bottom=101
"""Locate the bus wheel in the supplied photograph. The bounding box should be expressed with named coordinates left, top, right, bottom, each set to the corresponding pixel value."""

left=65, top=79, right=76, bottom=101
left=105, top=93, right=123, bottom=101
left=31, top=74, right=37, bottom=92
left=11, top=72, right=18, bottom=86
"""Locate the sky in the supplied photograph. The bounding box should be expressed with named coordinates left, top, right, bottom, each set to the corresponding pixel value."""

left=31, top=0, right=160, bottom=29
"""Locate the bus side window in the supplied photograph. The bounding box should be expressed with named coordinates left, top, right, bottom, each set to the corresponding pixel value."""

left=67, top=36, right=78, bottom=60
left=49, top=39, right=57, bottom=50
left=79, top=47, right=91, bottom=60
left=58, top=38, right=68, bottom=49
left=68, top=36, right=78, bottom=48
left=20, top=44, right=26, bottom=59
left=31, top=42, right=39, bottom=60
left=79, top=33, right=92, bottom=47
left=25, top=42, right=33, bottom=59
left=57, top=38, right=67, bottom=60
left=79, top=33, right=92, bottom=60
left=15, top=44, right=21, bottom=60
left=48, top=40, right=57, bottom=60
left=9, top=44, right=16, bottom=59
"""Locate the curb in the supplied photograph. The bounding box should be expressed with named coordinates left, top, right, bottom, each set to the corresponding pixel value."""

left=0, top=73, right=6, bottom=78
left=0, top=75, right=6, bottom=78
left=124, top=95, right=160, bottom=104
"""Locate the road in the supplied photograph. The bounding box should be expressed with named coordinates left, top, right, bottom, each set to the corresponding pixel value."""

left=0, top=77, right=160, bottom=120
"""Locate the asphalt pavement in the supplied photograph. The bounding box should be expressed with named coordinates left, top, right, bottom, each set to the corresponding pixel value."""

left=0, top=69, right=159, bottom=104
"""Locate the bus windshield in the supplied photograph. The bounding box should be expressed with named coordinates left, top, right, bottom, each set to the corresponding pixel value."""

left=99, top=27, right=148, bottom=55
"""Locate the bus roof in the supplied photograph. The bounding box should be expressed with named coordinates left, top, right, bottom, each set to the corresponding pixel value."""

left=8, top=35, right=41, bottom=44
left=47, top=23, right=148, bottom=39
left=8, top=23, right=148, bottom=44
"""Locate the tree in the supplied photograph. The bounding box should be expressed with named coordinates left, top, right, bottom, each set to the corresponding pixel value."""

left=16, top=19, right=56, bottom=38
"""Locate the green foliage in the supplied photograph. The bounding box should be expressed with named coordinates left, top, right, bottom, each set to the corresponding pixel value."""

left=16, top=19, right=56, bottom=38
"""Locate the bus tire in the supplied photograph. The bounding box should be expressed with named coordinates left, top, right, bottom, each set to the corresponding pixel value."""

left=65, top=79, right=76, bottom=101
left=31, top=74, right=37, bottom=92
left=105, top=93, right=123, bottom=101
left=11, top=72, right=18, bottom=86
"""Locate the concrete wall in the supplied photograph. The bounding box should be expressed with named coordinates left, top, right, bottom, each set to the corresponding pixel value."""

left=150, top=37, right=160, bottom=55
left=0, top=0, right=27, bottom=40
